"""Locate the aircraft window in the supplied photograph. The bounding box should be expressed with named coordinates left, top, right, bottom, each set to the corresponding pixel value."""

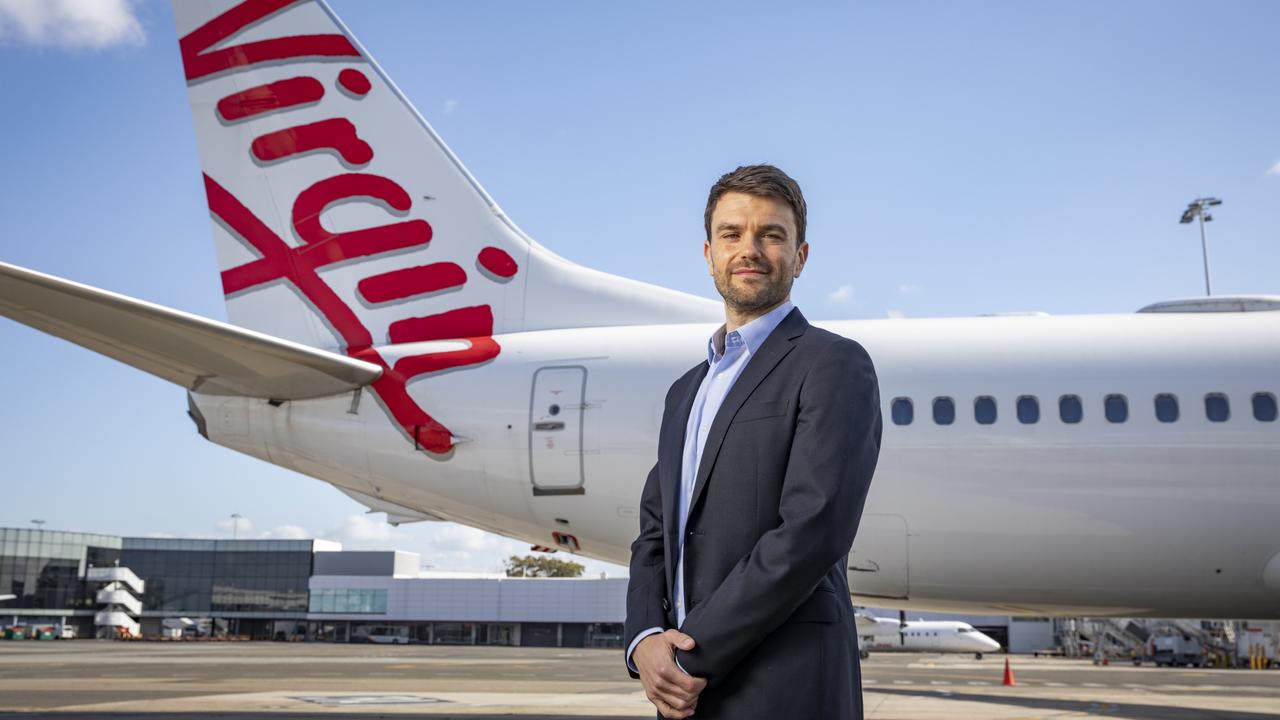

left=1155, top=393, right=1179, bottom=423
left=958, top=627, right=972, bottom=633
left=891, top=397, right=914, bottom=425
left=1204, top=393, right=1229, bottom=422
left=933, top=397, right=955, bottom=425
left=1105, top=394, right=1128, bottom=423
left=974, top=396, right=997, bottom=425
left=1017, top=395, right=1040, bottom=424
left=1059, top=395, right=1083, bottom=424
left=1254, top=392, right=1277, bottom=422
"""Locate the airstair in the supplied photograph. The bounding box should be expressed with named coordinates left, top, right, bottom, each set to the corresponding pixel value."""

left=87, top=565, right=145, bottom=638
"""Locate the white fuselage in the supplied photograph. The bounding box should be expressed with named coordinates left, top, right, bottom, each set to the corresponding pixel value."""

left=191, top=309, right=1280, bottom=620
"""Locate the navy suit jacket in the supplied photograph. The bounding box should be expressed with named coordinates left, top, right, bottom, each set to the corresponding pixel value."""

left=624, top=306, right=883, bottom=719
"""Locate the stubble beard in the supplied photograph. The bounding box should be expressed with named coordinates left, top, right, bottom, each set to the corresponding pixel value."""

left=713, top=259, right=795, bottom=317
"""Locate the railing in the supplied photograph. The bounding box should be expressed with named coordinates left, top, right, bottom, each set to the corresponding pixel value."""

left=87, top=566, right=145, bottom=595
left=94, top=587, right=142, bottom=615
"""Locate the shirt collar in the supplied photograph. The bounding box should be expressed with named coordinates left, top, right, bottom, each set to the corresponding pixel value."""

left=707, top=299, right=795, bottom=363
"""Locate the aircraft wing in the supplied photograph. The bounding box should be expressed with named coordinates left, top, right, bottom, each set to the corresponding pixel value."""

left=854, top=612, right=882, bottom=628
left=0, top=261, right=380, bottom=400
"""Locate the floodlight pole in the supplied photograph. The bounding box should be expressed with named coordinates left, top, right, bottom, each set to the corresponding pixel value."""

left=1179, top=197, right=1221, bottom=297
left=1197, top=212, right=1211, bottom=297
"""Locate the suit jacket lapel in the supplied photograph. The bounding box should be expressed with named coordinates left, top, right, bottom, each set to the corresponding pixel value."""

left=686, top=307, right=809, bottom=518
left=662, top=361, right=706, bottom=596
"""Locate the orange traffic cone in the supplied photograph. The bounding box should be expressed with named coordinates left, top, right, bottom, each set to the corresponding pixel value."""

left=1002, top=657, right=1016, bottom=686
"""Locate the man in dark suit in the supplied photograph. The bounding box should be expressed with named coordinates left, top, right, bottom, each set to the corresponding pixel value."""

left=624, top=165, right=883, bottom=719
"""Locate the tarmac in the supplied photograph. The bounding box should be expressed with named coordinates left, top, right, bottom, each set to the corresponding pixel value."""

left=0, top=641, right=1277, bottom=719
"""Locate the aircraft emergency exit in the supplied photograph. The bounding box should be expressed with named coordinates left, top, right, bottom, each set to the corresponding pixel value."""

left=1, top=0, right=1278, bottom=620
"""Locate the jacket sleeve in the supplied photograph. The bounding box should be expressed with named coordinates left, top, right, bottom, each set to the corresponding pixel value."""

left=673, top=338, right=882, bottom=687
left=623, top=458, right=670, bottom=679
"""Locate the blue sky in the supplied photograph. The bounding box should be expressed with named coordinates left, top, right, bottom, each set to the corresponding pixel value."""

left=1, top=1, right=1277, bottom=576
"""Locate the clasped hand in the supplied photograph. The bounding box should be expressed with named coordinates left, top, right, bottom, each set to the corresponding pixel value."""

left=634, top=629, right=707, bottom=718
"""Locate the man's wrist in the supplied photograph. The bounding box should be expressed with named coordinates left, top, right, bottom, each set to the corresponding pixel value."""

left=626, top=626, right=664, bottom=673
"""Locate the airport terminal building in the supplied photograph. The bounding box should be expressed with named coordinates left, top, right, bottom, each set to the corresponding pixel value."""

left=8, top=526, right=1257, bottom=658
left=0, top=527, right=624, bottom=646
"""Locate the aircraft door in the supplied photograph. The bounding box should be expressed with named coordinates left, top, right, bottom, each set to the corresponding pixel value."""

left=529, top=366, right=586, bottom=496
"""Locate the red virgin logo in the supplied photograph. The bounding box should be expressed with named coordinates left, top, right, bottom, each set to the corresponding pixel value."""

left=181, top=0, right=517, bottom=456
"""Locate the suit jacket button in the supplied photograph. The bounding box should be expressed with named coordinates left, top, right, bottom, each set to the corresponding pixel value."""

left=662, top=598, right=670, bottom=612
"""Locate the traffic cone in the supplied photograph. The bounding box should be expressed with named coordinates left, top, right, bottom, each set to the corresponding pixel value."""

left=1002, top=657, right=1016, bottom=686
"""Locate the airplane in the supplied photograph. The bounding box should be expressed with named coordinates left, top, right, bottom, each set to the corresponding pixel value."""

left=0, top=0, right=1277, bottom=621
left=855, top=612, right=1002, bottom=659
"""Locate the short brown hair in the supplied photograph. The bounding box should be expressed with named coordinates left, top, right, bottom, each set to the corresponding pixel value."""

left=704, top=164, right=807, bottom=246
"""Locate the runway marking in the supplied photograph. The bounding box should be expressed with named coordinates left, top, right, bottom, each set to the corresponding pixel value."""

left=1123, top=683, right=1149, bottom=690
left=930, top=680, right=951, bottom=685
left=967, top=681, right=991, bottom=686
left=1082, top=682, right=1105, bottom=687
left=893, top=680, right=914, bottom=685
left=1043, top=681, right=1067, bottom=687
left=292, top=694, right=448, bottom=706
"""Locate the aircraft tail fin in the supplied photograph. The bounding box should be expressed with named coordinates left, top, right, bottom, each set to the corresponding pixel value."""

left=173, top=0, right=719, bottom=357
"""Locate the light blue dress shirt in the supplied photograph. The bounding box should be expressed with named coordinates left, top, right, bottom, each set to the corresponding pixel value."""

left=626, top=299, right=795, bottom=673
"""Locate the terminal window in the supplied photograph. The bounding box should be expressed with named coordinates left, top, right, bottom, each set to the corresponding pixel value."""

left=309, top=588, right=387, bottom=614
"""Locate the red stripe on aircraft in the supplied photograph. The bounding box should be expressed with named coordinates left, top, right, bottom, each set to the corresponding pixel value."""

left=217, top=77, right=324, bottom=122
left=358, top=263, right=467, bottom=304
left=338, top=69, right=372, bottom=96
left=180, top=0, right=359, bottom=82
left=251, top=118, right=373, bottom=166
left=477, top=246, right=518, bottom=279
left=388, top=306, right=494, bottom=345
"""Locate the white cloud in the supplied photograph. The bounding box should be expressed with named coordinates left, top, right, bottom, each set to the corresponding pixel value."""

left=321, top=513, right=411, bottom=547
left=443, top=98, right=459, bottom=115
left=1266, top=161, right=1280, bottom=177
left=215, top=515, right=253, bottom=538
left=886, top=309, right=906, bottom=319
left=262, top=524, right=311, bottom=540
left=0, top=0, right=144, bottom=49
left=826, top=283, right=855, bottom=305
left=896, top=283, right=921, bottom=295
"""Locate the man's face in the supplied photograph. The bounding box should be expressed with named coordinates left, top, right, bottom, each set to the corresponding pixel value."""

left=704, top=191, right=808, bottom=316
